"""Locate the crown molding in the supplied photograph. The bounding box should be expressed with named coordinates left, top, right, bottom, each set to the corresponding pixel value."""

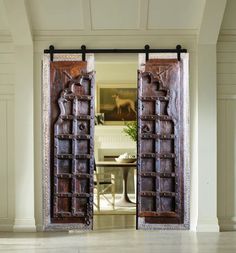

left=32, top=28, right=198, bottom=38
left=33, top=33, right=197, bottom=53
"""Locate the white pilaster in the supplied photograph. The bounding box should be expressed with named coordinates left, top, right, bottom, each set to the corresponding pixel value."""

left=196, top=0, right=226, bottom=232
left=197, top=44, right=219, bottom=232
left=3, top=0, right=36, bottom=232
left=13, top=45, right=36, bottom=232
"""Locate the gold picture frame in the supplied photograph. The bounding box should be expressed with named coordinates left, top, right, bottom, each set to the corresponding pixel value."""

left=96, top=83, right=137, bottom=125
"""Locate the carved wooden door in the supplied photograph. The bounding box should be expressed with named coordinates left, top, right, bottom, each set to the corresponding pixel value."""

left=137, top=58, right=189, bottom=229
left=48, top=60, right=94, bottom=230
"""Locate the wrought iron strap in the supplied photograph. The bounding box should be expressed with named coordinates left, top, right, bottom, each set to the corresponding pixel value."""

left=45, top=45, right=187, bottom=62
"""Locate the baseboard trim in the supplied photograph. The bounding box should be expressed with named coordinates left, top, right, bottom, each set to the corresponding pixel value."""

left=196, top=218, right=219, bottom=232
left=0, top=224, right=13, bottom=231
left=13, top=218, right=36, bottom=232
left=219, top=217, right=236, bottom=231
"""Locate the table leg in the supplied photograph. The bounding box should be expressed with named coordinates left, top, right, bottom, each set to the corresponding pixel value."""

left=116, top=167, right=136, bottom=207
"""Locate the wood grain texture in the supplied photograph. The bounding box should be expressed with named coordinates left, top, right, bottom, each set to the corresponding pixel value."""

left=137, top=59, right=184, bottom=227
left=50, top=61, right=95, bottom=227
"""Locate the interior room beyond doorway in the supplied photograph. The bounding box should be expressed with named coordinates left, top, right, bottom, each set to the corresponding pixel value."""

left=93, top=54, right=138, bottom=230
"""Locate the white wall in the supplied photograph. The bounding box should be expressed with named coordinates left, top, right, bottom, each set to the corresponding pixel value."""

left=217, top=37, right=236, bottom=230
left=0, top=40, right=14, bottom=231
left=214, top=0, right=236, bottom=228
left=197, top=44, right=219, bottom=232
left=14, top=45, right=35, bottom=232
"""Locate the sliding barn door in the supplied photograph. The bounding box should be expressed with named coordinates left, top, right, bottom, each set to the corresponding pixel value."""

left=137, top=56, right=189, bottom=229
left=43, top=55, right=95, bottom=230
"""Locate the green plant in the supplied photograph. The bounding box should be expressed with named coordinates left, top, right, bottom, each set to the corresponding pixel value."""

left=123, top=121, right=137, bottom=142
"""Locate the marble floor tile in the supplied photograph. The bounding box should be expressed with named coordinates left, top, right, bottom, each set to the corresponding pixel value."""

left=0, top=230, right=235, bottom=253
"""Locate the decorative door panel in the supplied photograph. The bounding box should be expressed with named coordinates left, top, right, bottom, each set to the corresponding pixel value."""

left=43, top=54, right=95, bottom=231
left=137, top=57, right=189, bottom=229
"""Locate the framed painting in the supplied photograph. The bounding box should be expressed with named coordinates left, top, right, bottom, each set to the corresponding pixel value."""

left=97, top=83, right=137, bottom=124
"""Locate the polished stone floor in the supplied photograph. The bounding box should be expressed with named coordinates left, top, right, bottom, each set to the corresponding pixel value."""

left=0, top=229, right=236, bottom=253
left=94, top=194, right=136, bottom=214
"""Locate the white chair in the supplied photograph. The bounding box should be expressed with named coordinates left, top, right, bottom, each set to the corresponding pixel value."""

left=94, top=163, right=115, bottom=212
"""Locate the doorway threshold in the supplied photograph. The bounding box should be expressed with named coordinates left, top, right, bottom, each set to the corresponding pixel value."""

left=93, top=213, right=136, bottom=230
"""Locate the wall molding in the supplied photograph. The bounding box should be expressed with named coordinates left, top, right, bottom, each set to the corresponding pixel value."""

left=33, top=28, right=198, bottom=38
left=217, top=38, right=236, bottom=233
left=0, top=98, right=14, bottom=232
left=0, top=218, right=14, bottom=232
left=217, top=85, right=236, bottom=99
left=0, top=224, right=13, bottom=232
left=218, top=94, right=236, bottom=100
left=219, top=216, right=236, bottom=231
left=0, top=32, right=12, bottom=42
left=218, top=30, right=236, bottom=43
left=197, top=218, right=220, bottom=232
left=0, top=85, right=14, bottom=95
left=13, top=218, right=36, bottom=232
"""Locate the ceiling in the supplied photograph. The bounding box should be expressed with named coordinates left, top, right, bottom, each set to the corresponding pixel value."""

left=0, top=0, right=233, bottom=39
left=0, top=0, right=206, bottom=35
left=221, top=0, right=236, bottom=30
left=27, top=0, right=205, bottom=31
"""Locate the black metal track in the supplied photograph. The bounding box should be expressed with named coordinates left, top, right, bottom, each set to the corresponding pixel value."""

left=44, top=44, right=187, bottom=62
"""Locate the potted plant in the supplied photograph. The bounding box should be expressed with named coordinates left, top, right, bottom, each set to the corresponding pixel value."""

left=122, top=121, right=137, bottom=142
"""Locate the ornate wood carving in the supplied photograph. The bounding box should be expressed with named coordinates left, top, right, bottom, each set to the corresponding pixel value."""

left=137, top=59, right=187, bottom=229
left=50, top=61, right=94, bottom=228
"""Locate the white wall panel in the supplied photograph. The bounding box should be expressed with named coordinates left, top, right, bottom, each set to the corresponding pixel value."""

left=217, top=52, right=236, bottom=63
left=34, top=52, right=42, bottom=230
left=217, top=74, right=236, bottom=85
left=0, top=99, right=8, bottom=218
left=217, top=39, right=236, bottom=230
left=28, top=0, right=84, bottom=31
left=0, top=53, right=14, bottom=63
left=90, top=0, right=139, bottom=30
left=0, top=63, right=14, bottom=74
left=0, top=96, right=14, bottom=231
left=217, top=42, right=236, bottom=52
left=218, top=63, right=236, bottom=74
left=0, top=42, right=14, bottom=53
left=148, top=0, right=205, bottom=29
left=0, top=41, right=14, bottom=231
left=0, top=0, right=9, bottom=31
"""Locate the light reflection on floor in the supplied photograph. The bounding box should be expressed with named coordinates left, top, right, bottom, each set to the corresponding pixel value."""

left=94, top=194, right=136, bottom=214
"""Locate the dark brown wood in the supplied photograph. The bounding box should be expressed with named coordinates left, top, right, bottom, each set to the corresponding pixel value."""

left=50, top=61, right=94, bottom=227
left=137, top=59, right=184, bottom=227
